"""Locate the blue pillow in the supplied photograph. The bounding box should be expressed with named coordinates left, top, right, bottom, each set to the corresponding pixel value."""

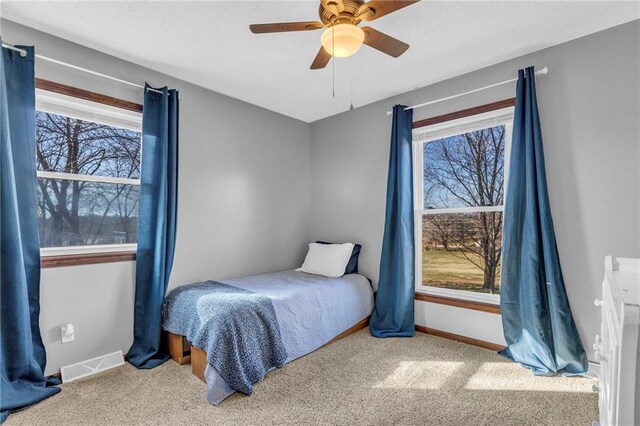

left=315, top=241, right=361, bottom=274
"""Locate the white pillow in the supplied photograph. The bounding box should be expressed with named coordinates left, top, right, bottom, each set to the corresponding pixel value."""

left=296, top=242, right=355, bottom=278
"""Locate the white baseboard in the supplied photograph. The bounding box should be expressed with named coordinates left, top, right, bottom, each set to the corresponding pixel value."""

left=586, top=361, right=600, bottom=380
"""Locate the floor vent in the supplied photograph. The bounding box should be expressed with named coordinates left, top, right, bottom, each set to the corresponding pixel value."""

left=61, top=350, right=125, bottom=383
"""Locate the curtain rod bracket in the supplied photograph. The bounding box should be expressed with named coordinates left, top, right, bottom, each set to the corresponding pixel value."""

left=2, top=42, right=28, bottom=57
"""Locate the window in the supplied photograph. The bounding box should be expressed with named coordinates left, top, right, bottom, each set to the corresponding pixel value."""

left=35, top=86, right=142, bottom=257
left=413, top=103, right=514, bottom=305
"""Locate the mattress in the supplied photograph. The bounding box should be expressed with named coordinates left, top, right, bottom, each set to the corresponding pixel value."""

left=201, top=270, right=374, bottom=404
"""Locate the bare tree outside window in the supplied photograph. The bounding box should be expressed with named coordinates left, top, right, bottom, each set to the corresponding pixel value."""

left=421, top=125, right=506, bottom=294
left=36, top=111, right=141, bottom=247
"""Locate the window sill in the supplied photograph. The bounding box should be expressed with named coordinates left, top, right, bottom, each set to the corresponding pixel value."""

left=415, top=292, right=501, bottom=315
left=41, top=250, right=136, bottom=268
left=417, top=285, right=500, bottom=305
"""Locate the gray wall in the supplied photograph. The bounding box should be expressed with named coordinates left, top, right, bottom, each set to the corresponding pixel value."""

left=2, top=20, right=312, bottom=375
left=310, top=20, right=640, bottom=360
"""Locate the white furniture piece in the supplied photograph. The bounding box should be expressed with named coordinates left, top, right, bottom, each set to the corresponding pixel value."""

left=594, top=256, right=640, bottom=426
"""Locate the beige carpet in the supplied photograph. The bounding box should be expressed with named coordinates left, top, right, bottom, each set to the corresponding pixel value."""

left=6, top=329, right=598, bottom=425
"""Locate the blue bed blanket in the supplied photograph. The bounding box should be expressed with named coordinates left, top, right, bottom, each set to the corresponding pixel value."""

left=162, top=281, right=288, bottom=395
left=163, top=270, right=374, bottom=405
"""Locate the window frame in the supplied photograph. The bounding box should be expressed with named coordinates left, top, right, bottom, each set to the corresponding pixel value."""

left=35, top=79, right=143, bottom=266
left=412, top=99, right=515, bottom=306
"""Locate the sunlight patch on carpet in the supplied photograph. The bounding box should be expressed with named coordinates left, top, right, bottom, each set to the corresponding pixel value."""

left=373, top=361, right=464, bottom=389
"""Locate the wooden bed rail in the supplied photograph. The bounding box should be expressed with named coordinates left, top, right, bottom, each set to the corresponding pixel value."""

left=191, top=346, right=208, bottom=382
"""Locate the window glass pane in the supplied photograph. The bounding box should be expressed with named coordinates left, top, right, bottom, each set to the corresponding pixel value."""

left=423, top=125, right=505, bottom=209
left=37, top=178, right=139, bottom=247
left=422, top=212, right=502, bottom=294
left=36, top=111, right=141, bottom=179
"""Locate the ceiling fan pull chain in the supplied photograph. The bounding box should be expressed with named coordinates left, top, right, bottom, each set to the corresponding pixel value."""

left=332, top=26, right=335, bottom=98
left=349, top=56, right=354, bottom=110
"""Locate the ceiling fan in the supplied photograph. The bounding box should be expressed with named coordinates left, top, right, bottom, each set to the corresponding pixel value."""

left=249, top=0, right=420, bottom=70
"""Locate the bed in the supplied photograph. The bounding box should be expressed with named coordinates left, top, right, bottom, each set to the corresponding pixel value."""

left=162, top=269, right=374, bottom=404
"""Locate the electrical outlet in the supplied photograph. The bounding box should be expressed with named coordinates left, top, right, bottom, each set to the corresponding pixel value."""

left=60, top=323, right=75, bottom=343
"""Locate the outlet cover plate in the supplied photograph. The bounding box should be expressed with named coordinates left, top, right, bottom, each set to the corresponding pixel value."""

left=61, top=326, right=74, bottom=343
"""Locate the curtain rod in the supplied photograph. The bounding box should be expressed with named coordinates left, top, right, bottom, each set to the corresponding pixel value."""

left=386, top=66, right=548, bottom=116
left=2, top=42, right=168, bottom=95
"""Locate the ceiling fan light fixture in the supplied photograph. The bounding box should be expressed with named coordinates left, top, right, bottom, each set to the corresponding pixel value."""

left=320, top=24, right=365, bottom=58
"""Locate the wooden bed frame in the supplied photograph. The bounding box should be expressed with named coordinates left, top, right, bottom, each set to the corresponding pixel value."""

left=166, top=316, right=370, bottom=383
left=166, top=332, right=192, bottom=365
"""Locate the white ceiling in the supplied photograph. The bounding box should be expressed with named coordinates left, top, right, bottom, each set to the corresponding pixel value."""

left=2, top=1, right=638, bottom=122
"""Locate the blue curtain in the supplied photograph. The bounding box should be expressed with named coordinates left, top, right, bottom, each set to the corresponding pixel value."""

left=370, top=105, right=415, bottom=338
left=0, top=43, right=60, bottom=422
left=499, top=67, right=587, bottom=376
left=127, top=84, right=179, bottom=369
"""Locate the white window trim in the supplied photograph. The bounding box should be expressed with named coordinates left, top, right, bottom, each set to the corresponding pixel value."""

left=413, top=106, right=514, bottom=305
left=41, top=244, right=137, bottom=257
left=36, top=90, right=142, bottom=257
left=36, top=89, right=142, bottom=132
left=36, top=171, right=140, bottom=186
left=419, top=205, right=504, bottom=216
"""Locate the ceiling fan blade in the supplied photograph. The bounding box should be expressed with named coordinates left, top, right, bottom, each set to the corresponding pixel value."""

left=321, top=0, right=345, bottom=17
left=250, top=21, right=324, bottom=34
left=362, top=27, right=409, bottom=57
left=310, top=46, right=332, bottom=70
left=357, top=0, right=420, bottom=21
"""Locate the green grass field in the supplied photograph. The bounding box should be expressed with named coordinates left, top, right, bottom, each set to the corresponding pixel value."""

left=422, top=248, right=500, bottom=294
